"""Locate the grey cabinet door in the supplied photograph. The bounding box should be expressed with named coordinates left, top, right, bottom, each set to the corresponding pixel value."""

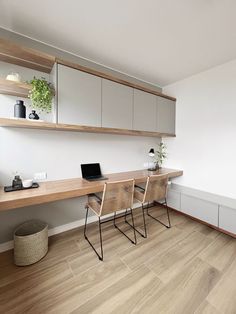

left=219, top=206, right=236, bottom=233
left=58, top=64, right=102, bottom=126
left=102, top=79, right=133, bottom=129
left=133, top=89, right=156, bottom=131
left=157, top=97, right=176, bottom=134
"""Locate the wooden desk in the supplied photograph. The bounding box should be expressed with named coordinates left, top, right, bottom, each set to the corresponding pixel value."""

left=0, top=168, right=183, bottom=212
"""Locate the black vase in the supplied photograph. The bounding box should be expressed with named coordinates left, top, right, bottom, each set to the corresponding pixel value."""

left=14, top=100, right=26, bottom=118
left=29, top=110, right=40, bottom=120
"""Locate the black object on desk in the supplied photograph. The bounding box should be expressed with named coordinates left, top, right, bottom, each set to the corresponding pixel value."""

left=12, top=175, right=23, bottom=189
left=4, top=183, right=39, bottom=192
left=81, top=163, right=108, bottom=181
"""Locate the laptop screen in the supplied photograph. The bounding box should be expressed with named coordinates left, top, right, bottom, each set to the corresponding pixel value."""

left=81, top=163, right=102, bottom=178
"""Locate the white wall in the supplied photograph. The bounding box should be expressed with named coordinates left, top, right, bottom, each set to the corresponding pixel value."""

left=163, top=59, right=236, bottom=199
left=0, top=62, right=160, bottom=244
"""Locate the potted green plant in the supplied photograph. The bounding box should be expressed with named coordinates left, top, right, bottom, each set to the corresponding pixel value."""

left=155, top=142, right=167, bottom=168
left=28, top=77, right=54, bottom=114
left=149, top=142, right=167, bottom=170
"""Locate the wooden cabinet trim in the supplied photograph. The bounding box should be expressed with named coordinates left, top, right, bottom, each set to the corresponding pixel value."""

left=0, top=118, right=176, bottom=138
left=0, top=38, right=55, bottom=73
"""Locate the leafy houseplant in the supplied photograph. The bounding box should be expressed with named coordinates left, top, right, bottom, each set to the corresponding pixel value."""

left=28, top=77, right=54, bottom=113
left=155, top=142, right=167, bottom=168
left=149, top=142, right=167, bottom=170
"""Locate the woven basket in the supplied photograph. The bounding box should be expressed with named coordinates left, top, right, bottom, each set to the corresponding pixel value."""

left=14, top=220, right=48, bottom=266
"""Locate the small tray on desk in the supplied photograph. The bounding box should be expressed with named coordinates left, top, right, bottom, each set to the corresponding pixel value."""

left=4, top=183, right=39, bottom=192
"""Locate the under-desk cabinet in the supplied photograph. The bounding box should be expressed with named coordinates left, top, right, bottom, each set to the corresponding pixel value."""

left=58, top=64, right=102, bottom=126
left=181, top=194, right=218, bottom=226
left=133, top=89, right=156, bottom=132
left=219, top=206, right=236, bottom=234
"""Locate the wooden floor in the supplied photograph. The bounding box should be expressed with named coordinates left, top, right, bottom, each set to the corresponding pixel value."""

left=0, top=206, right=236, bottom=314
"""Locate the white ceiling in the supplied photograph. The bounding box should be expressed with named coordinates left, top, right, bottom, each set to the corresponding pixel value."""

left=1, top=0, right=236, bottom=87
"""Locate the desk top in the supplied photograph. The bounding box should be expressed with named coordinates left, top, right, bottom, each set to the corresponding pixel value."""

left=0, top=168, right=183, bottom=212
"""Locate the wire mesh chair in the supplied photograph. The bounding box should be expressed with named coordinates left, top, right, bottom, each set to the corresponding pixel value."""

left=84, top=179, right=137, bottom=261
left=128, top=174, right=171, bottom=238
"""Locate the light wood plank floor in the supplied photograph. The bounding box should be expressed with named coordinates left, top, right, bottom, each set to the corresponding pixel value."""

left=0, top=205, right=236, bottom=314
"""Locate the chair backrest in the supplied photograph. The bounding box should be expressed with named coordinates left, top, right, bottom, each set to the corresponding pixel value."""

left=100, top=179, right=135, bottom=216
left=143, top=174, right=168, bottom=203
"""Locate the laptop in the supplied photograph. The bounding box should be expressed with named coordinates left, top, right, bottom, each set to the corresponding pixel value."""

left=81, top=163, right=108, bottom=181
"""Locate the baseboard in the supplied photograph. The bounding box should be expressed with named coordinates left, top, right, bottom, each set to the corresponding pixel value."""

left=47, top=215, right=97, bottom=237
left=0, top=211, right=104, bottom=253
left=1, top=199, right=235, bottom=253
left=155, top=200, right=236, bottom=239
left=0, top=241, right=14, bottom=253
left=171, top=207, right=236, bottom=238
left=0, top=206, right=136, bottom=253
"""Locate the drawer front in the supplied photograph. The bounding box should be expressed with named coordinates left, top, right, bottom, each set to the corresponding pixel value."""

left=181, top=194, right=218, bottom=226
left=167, top=189, right=181, bottom=211
left=219, top=205, right=236, bottom=234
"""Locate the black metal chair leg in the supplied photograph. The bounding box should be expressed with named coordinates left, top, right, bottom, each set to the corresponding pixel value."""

left=84, top=206, right=89, bottom=237
left=114, top=209, right=136, bottom=244
left=146, top=199, right=171, bottom=228
left=141, top=204, right=147, bottom=237
left=125, top=205, right=147, bottom=238
left=130, top=208, right=137, bottom=244
left=113, top=211, right=117, bottom=227
left=84, top=206, right=104, bottom=261
left=165, top=199, right=171, bottom=228
left=125, top=209, right=128, bottom=223
left=146, top=202, right=150, bottom=215
left=98, top=217, right=104, bottom=260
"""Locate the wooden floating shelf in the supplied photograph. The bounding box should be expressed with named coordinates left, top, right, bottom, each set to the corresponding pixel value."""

left=0, top=78, right=31, bottom=98
left=0, top=38, right=55, bottom=73
left=0, top=118, right=176, bottom=138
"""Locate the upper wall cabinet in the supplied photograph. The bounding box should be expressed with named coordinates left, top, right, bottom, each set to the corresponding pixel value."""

left=157, top=96, right=176, bottom=134
left=0, top=38, right=177, bottom=138
left=58, top=64, right=102, bottom=127
left=133, top=90, right=156, bottom=132
left=102, top=79, right=133, bottom=129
